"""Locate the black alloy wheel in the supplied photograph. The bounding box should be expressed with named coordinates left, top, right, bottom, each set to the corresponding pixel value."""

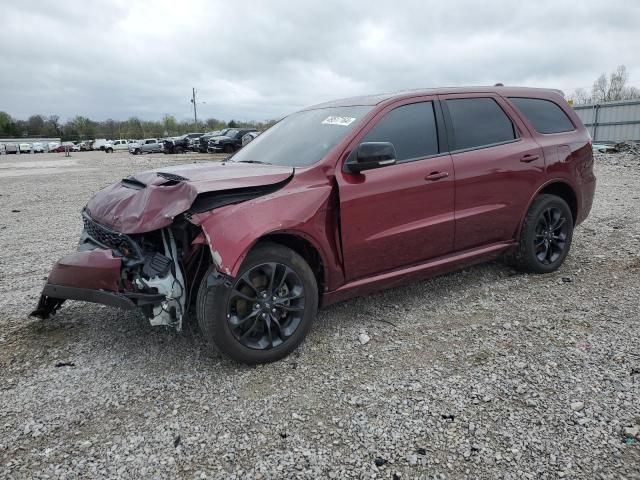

left=534, top=206, right=569, bottom=264
left=508, top=194, right=574, bottom=273
left=227, top=263, right=305, bottom=350
left=197, top=243, right=318, bottom=364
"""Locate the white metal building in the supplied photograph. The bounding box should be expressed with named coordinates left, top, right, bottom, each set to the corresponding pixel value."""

left=573, top=99, right=640, bottom=143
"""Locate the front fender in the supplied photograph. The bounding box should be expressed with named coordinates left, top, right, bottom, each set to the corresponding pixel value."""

left=191, top=183, right=343, bottom=290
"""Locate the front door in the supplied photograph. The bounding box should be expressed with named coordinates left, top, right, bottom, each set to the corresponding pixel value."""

left=337, top=99, right=455, bottom=281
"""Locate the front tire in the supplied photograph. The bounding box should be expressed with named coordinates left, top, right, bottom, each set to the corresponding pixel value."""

left=509, top=194, right=573, bottom=273
left=197, top=243, right=318, bottom=364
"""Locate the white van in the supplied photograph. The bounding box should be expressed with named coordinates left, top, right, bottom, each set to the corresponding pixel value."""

left=92, top=139, right=110, bottom=151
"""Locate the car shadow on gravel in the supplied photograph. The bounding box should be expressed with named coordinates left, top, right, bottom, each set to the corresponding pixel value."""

left=315, top=259, right=516, bottom=331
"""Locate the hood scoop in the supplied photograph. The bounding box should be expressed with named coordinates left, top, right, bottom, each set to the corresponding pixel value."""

left=121, top=172, right=190, bottom=190
left=157, top=172, right=189, bottom=183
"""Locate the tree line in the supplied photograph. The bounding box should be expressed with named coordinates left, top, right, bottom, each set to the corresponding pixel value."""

left=3, top=65, right=637, bottom=139
left=568, top=65, right=640, bottom=105
left=0, top=113, right=277, bottom=141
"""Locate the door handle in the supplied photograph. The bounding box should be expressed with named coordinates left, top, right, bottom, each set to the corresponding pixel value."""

left=520, top=154, right=539, bottom=163
left=425, top=171, right=449, bottom=181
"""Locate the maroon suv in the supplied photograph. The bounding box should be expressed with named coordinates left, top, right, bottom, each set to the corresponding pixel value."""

left=33, top=86, right=596, bottom=364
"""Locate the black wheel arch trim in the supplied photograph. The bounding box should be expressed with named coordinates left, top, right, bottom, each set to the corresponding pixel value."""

left=516, top=179, right=578, bottom=237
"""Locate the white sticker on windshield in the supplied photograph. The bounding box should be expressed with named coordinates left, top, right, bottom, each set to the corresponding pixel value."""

left=322, top=116, right=356, bottom=126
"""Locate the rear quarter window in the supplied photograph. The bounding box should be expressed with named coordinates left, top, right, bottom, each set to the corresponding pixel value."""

left=509, top=97, right=575, bottom=134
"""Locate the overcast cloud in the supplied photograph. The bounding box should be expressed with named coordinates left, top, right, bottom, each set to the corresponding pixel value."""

left=1, top=0, right=638, bottom=122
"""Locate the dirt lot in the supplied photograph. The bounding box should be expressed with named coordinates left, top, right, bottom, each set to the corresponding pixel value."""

left=0, top=150, right=639, bottom=479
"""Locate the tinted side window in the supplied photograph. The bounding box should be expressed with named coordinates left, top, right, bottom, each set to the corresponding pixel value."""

left=446, top=98, right=516, bottom=150
left=509, top=97, right=575, bottom=134
left=363, top=102, right=438, bottom=161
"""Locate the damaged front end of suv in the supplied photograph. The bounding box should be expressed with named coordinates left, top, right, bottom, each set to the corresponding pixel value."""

left=31, top=163, right=296, bottom=332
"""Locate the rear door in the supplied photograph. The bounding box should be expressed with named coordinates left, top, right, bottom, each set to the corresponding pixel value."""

left=143, top=139, right=157, bottom=153
left=439, top=94, right=545, bottom=250
left=337, top=98, right=455, bottom=281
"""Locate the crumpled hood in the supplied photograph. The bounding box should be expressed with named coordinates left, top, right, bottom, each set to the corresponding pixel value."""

left=86, top=162, right=294, bottom=234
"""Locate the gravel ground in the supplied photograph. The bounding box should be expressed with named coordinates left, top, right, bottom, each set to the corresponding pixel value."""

left=0, top=150, right=639, bottom=479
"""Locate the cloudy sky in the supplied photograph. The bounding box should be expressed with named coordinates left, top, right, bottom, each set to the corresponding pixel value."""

left=1, top=0, right=638, bottom=122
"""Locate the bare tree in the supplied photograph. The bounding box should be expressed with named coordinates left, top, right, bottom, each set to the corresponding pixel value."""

left=568, top=87, right=590, bottom=105
left=591, top=65, right=640, bottom=103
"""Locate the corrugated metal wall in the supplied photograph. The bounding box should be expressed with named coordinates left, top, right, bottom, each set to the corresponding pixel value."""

left=573, top=99, right=640, bottom=143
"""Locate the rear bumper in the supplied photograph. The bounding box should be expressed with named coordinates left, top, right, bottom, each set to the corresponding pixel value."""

left=31, top=249, right=165, bottom=319
left=577, top=177, right=596, bottom=225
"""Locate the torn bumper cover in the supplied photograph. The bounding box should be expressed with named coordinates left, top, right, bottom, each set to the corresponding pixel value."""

left=31, top=163, right=295, bottom=326
left=31, top=249, right=166, bottom=319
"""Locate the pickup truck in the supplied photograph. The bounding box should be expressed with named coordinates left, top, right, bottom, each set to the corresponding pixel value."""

left=197, top=129, right=233, bottom=153
left=207, top=128, right=258, bottom=154
left=163, top=133, right=203, bottom=154
left=129, top=139, right=164, bottom=155
left=105, top=139, right=130, bottom=153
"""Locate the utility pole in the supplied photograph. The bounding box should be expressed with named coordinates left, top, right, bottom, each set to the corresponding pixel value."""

left=190, top=87, right=198, bottom=128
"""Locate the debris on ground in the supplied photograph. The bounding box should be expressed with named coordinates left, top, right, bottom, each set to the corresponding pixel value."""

left=596, top=140, right=640, bottom=156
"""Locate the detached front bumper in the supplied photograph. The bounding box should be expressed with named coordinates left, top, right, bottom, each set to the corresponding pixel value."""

left=31, top=249, right=165, bottom=319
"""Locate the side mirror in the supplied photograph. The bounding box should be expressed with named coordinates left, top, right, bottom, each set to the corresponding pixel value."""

left=346, top=142, right=397, bottom=173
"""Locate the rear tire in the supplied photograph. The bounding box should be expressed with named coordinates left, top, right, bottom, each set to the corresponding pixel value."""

left=175, top=146, right=184, bottom=154
left=508, top=194, right=573, bottom=273
left=196, top=243, right=318, bottom=364
left=106, top=147, right=113, bottom=153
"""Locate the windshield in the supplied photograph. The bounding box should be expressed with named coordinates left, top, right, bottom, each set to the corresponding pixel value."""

left=224, top=129, right=239, bottom=138
left=231, top=106, right=372, bottom=167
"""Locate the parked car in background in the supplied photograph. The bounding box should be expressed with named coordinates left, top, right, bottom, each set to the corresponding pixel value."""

left=48, top=142, right=60, bottom=152
left=78, top=140, right=93, bottom=151
left=164, top=133, right=203, bottom=154
left=52, top=144, right=67, bottom=153
left=4, top=143, right=18, bottom=154
left=32, top=86, right=596, bottom=364
left=241, top=131, right=260, bottom=147
left=71, top=143, right=81, bottom=152
left=106, top=139, right=130, bottom=153
left=198, top=129, right=232, bottom=153
left=207, top=128, right=258, bottom=153
left=19, top=143, right=32, bottom=154
left=92, top=139, right=110, bottom=151
left=129, top=138, right=164, bottom=155
left=51, top=142, right=76, bottom=153
left=32, top=142, right=45, bottom=153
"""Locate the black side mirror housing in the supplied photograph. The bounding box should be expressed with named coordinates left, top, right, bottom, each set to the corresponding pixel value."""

left=346, top=142, right=397, bottom=173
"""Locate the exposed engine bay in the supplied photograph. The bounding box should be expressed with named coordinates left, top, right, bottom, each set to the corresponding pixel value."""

left=33, top=209, right=207, bottom=331
left=130, top=229, right=186, bottom=330
left=30, top=162, right=311, bottom=330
